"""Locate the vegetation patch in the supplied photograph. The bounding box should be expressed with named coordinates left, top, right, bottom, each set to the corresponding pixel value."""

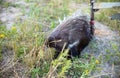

left=96, top=7, right=120, bottom=33
left=93, top=0, right=120, bottom=33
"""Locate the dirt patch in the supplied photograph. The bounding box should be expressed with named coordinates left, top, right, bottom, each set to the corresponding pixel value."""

left=82, top=21, right=120, bottom=78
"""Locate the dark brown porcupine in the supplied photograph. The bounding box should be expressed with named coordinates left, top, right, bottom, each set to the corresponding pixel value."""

left=45, top=16, right=93, bottom=59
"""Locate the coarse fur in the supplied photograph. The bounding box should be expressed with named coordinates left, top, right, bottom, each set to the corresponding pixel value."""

left=46, top=16, right=93, bottom=59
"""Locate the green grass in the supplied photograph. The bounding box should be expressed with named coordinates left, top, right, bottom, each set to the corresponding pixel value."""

left=0, top=0, right=120, bottom=78
left=91, top=0, right=120, bottom=33
left=95, top=7, right=120, bottom=33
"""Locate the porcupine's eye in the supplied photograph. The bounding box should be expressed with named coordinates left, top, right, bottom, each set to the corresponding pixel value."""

left=47, top=37, right=55, bottom=47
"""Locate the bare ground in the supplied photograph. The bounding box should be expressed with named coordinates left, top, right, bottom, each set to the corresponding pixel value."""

left=82, top=21, right=120, bottom=78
